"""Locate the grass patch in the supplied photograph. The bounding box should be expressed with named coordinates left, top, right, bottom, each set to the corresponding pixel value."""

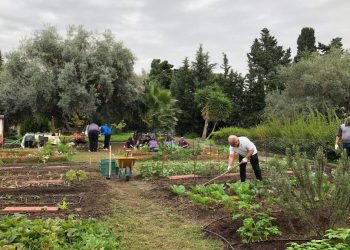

left=105, top=205, right=223, bottom=250
left=104, top=181, right=224, bottom=250
left=99, top=132, right=133, bottom=142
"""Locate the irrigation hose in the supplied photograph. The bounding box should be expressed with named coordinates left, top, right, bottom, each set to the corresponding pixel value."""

left=203, top=216, right=230, bottom=230
left=202, top=216, right=234, bottom=249
left=203, top=215, right=315, bottom=248
left=203, top=227, right=235, bottom=250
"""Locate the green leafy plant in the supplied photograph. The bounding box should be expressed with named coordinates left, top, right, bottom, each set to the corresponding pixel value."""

left=228, top=182, right=254, bottom=202
left=287, top=228, right=350, bottom=249
left=191, top=182, right=280, bottom=243
left=186, top=192, right=212, bottom=206
left=65, top=169, right=87, bottom=183
left=0, top=215, right=125, bottom=249
left=111, top=121, right=126, bottom=134
left=58, top=198, right=69, bottom=211
left=170, top=185, right=186, bottom=195
left=237, top=213, right=281, bottom=243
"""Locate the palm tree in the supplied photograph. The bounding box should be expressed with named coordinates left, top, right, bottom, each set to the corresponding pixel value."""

left=195, top=85, right=232, bottom=139
left=141, top=82, right=179, bottom=132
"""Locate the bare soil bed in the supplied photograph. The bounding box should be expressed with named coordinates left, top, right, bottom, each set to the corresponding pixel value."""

left=0, top=163, right=110, bottom=218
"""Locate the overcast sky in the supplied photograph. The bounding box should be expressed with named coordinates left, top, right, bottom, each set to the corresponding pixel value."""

left=0, top=0, right=349, bottom=74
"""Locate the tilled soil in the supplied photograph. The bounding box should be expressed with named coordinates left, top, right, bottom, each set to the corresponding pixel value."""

left=0, top=163, right=110, bottom=218
left=147, top=176, right=310, bottom=250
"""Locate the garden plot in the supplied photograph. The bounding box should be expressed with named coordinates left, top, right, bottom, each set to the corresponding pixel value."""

left=145, top=149, right=350, bottom=250
left=148, top=177, right=309, bottom=250
left=0, top=163, right=109, bottom=218
left=0, top=145, right=73, bottom=164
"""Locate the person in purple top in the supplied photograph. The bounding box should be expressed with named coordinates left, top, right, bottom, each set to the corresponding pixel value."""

left=85, top=123, right=100, bottom=152
left=149, top=137, right=159, bottom=152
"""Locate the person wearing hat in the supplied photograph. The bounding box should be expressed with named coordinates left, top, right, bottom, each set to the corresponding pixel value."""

left=227, top=135, right=262, bottom=182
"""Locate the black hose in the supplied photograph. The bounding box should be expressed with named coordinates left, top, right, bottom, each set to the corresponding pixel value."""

left=203, top=227, right=235, bottom=250
left=203, top=215, right=230, bottom=229
left=202, top=216, right=234, bottom=249
left=203, top=215, right=315, bottom=249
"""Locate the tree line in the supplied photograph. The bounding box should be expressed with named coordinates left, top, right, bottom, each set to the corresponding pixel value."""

left=0, top=25, right=348, bottom=136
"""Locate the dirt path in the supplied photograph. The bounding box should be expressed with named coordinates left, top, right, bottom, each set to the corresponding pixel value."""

left=101, top=178, right=223, bottom=250
left=71, top=149, right=223, bottom=249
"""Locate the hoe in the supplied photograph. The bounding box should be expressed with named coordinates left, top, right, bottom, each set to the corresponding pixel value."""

left=203, top=160, right=243, bottom=186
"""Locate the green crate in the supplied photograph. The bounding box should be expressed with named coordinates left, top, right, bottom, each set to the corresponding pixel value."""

left=99, top=159, right=118, bottom=176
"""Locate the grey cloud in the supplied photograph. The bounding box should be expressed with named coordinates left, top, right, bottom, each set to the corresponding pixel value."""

left=0, top=0, right=349, bottom=74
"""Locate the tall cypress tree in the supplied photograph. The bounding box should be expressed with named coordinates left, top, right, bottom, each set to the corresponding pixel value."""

left=171, top=58, right=202, bottom=135
left=217, top=54, right=245, bottom=127
left=191, top=44, right=216, bottom=88
left=149, top=59, right=174, bottom=89
left=295, top=27, right=317, bottom=62
left=220, top=53, right=231, bottom=79
left=318, top=37, right=343, bottom=54
left=0, top=50, right=2, bottom=69
left=245, top=28, right=291, bottom=126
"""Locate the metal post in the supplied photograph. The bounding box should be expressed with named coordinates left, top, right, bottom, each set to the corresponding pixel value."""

left=162, top=148, right=164, bottom=177
left=108, top=145, right=112, bottom=179
left=0, top=115, right=4, bottom=148
left=209, top=143, right=212, bottom=173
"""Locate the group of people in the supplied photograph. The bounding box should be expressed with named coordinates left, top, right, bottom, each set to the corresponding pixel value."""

left=124, top=134, right=190, bottom=152
left=85, top=123, right=112, bottom=152
left=84, top=116, right=350, bottom=182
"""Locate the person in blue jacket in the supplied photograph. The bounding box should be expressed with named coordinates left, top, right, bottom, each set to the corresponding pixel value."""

left=100, top=124, right=112, bottom=150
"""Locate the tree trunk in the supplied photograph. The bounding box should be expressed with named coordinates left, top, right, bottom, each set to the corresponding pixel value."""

left=51, top=116, right=55, bottom=133
left=201, top=119, right=209, bottom=140
left=206, top=121, right=217, bottom=140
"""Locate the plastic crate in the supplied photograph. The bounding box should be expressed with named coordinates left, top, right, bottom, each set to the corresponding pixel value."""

left=99, top=159, right=118, bottom=176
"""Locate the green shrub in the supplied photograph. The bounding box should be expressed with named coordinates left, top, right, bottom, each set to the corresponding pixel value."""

left=212, top=127, right=250, bottom=144
left=20, top=117, right=51, bottom=135
left=212, top=107, right=340, bottom=152
left=269, top=147, right=350, bottom=236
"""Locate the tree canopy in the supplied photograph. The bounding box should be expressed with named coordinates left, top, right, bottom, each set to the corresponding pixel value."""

left=265, top=49, right=350, bottom=118
left=0, top=25, right=138, bottom=129
left=195, top=85, right=232, bottom=139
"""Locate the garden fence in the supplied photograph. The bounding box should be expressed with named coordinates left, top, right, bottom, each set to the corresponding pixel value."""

left=141, top=138, right=339, bottom=178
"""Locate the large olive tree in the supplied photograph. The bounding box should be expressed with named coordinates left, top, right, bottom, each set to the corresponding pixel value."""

left=265, top=49, right=350, bottom=118
left=0, top=25, right=139, bottom=129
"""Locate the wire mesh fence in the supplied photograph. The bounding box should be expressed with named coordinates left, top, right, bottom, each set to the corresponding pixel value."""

left=136, top=137, right=339, bottom=178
